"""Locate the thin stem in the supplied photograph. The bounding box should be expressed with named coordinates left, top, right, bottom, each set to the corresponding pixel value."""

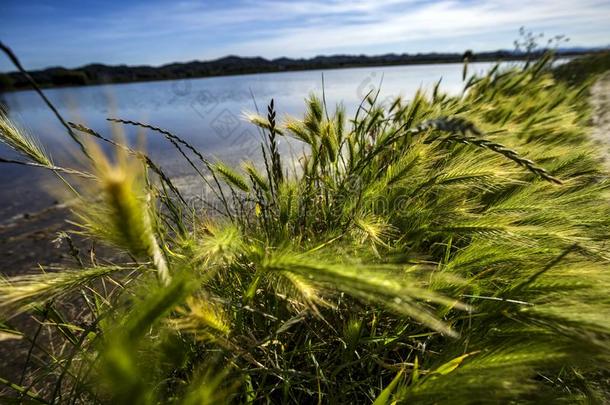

left=0, top=41, right=90, bottom=159
left=0, top=157, right=93, bottom=178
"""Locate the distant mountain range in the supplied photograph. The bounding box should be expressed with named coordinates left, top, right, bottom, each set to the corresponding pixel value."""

left=1, top=47, right=607, bottom=92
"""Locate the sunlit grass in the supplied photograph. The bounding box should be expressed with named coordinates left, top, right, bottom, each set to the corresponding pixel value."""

left=0, top=52, right=609, bottom=404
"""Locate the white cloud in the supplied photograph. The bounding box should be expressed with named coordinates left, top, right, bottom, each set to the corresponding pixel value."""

left=222, top=0, right=610, bottom=57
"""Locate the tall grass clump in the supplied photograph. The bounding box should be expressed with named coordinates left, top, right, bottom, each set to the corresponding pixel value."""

left=0, top=51, right=609, bottom=404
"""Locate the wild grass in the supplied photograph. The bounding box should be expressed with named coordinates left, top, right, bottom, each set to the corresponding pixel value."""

left=0, top=51, right=609, bottom=404
left=0, top=114, right=52, bottom=166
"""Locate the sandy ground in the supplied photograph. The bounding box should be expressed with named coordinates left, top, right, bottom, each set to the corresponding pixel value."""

left=590, top=72, right=610, bottom=171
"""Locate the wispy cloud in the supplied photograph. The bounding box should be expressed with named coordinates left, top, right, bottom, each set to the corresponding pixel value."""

left=1, top=0, right=609, bottom=70
left=226, top=0, right=610, bottom=56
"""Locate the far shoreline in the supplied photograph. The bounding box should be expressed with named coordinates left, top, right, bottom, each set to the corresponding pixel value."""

left=0, top=50, right=599, bottom=94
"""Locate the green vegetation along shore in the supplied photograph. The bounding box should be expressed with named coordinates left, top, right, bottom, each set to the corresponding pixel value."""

left=0, top=52, right=609, bottom=403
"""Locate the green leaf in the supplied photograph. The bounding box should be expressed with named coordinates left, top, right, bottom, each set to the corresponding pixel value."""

left=431, top=351, right=480, bottom=376
left=372, top=369, right=404, bottom=405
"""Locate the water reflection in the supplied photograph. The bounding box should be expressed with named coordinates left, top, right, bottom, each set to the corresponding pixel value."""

left=0, top=61, right=505, bottom=219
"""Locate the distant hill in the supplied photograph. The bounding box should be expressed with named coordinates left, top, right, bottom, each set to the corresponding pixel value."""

left=0, top=48, right=606, bottom=92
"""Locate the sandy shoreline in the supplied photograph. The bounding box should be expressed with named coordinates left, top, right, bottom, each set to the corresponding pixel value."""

left=590, top=72, right=610, bottom=171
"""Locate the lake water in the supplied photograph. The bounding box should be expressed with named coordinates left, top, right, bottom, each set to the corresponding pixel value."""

left=0, top=61, right=509, bottom=221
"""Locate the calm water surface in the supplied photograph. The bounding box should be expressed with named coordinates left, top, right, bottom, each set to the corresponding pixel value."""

left=0, top=61, right=505, bottom=220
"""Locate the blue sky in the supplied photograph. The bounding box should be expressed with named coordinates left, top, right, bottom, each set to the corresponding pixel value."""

left=1, top=0, right=609, bottom=71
